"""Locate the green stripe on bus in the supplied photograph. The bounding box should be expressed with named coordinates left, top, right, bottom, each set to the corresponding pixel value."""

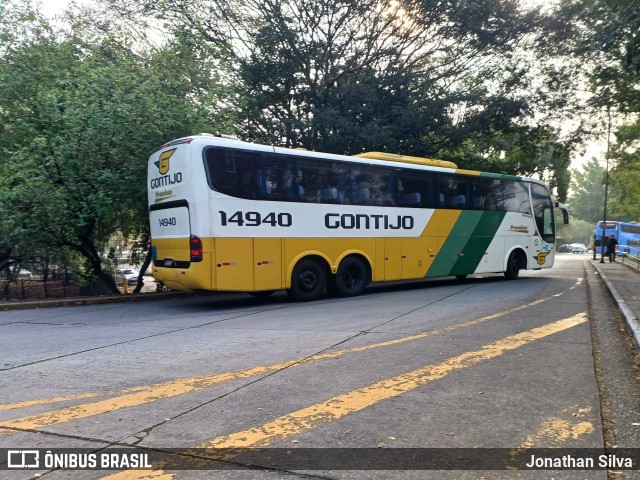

left=426, top=211, right=484, bottom=277
left=450, top=211, right=507, bottom=275
left=480, top=172, right=522, bottom=181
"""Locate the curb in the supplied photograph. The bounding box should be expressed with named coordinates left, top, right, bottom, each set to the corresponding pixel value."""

left=0, top=291, right=195, bottom=311
left=593, top=262, right=640, bottom=351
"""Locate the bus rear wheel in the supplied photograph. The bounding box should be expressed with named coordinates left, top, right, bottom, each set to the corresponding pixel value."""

left=288, top=258, right=326, bottom=301
left=330, top=256, right=368, bottom=297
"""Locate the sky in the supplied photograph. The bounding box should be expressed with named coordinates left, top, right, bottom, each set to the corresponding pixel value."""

left=39, top=0, right=90, bottom=18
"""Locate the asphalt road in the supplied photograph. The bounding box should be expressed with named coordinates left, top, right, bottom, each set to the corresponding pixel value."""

left=0, top=255, right=634, bottom=479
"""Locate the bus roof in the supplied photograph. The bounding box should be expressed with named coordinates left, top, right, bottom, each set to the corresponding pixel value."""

left=156, top=134, right=533, bottom=183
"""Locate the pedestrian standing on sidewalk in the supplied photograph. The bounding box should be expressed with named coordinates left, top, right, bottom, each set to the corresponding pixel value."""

left=606, top=235, right=618, bottom=263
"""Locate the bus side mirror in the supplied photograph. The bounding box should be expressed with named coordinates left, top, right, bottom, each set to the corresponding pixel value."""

left=554, top=202, right=569, bottom=225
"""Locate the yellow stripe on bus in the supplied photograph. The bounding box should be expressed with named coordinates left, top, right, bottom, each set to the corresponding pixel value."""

left=421, top=209, right=460, bottom=237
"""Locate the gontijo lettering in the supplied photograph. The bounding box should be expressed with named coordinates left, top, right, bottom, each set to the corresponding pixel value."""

left=325, top=213, right=414, bottom=230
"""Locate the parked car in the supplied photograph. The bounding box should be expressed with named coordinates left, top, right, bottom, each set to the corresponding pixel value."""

left=17, top=269, right=32, bottom=279
left=117, top=269, right=139, bottom=283
left=558, top=244, right=571, bottom=253
left=571, top=243, right=586, bottom=254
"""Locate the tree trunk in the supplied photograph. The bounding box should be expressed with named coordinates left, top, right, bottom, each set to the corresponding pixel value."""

left=133, top=247, right=152, bottom=294
left=67, top=237, right=120, bottom=295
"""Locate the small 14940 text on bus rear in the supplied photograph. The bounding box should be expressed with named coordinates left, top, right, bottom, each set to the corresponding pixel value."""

left=158, top=217, right=177, bottom=227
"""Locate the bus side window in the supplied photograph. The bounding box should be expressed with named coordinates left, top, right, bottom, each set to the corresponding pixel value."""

left=438, top=175, right=462, bottom=208
left=481, top=179, right=503, bottom=211
left=259, top=155, right=288, bottom=201
left=297, top=158, right=339, bottom=203
left=470, top=178, right=485, bottom=209
left=503, top=180, right=530, bottom=213
left=205, top=148, right=257, bottom=199
left=231, top=151, right=258, bottom=199
left=398, top=170, right=432, bottom=208
left=367, top=167, right=395, bottom=206
left=282, top=164, right=304, bottom=201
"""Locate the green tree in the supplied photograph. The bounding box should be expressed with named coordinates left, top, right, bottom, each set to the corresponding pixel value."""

left=0, top=4, right=233, bottom=293
left=106, top=0, right=576, bottom=198
left=566, top=157, right=606, bottom=223
left=558, top=0, right=640, bottom=221
left=608, top=122, right=640, bottom=221
left=444, top=124, right=573, bottom=202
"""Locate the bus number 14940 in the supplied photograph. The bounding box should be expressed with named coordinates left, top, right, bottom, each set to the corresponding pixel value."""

left=219, top=211, right=292, bottom=227
left=158, top=217, right=177, bottom=227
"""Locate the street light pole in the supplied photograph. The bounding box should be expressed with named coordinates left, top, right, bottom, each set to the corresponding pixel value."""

left=600, top=106, right=612, bottom=263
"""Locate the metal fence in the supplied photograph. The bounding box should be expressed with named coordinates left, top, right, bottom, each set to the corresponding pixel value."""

left=1, top=277, right=158, bottom=301
left=619, top=250, right=640, bottom=271
left=1, top=279, right=81, bottom=301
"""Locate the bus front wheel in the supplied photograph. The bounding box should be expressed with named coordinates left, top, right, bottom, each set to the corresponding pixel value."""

left=330, top=256, right=368, bottom=297
left=288, top=258, right=326, bottom=301
left=504, top=250, right=523, bottom=280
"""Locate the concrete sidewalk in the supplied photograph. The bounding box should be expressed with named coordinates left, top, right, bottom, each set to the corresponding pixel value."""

left=592, top=257, right=640, bottom=351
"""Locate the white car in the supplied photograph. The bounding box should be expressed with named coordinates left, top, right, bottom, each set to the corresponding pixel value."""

left=570, top=243, right=586, bottom=254
left=118, top=269, right=139, bottom=283
left=18, top=268, right=32, bottom=278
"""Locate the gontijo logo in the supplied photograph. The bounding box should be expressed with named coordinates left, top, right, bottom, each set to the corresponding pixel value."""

left=150, top=149, right=182, bottom=189
left=535, top=251, right=550, bottom=265
left=154, top=148, right=174, bottom=174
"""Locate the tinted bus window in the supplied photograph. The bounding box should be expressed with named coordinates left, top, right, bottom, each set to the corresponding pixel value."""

left=503, top=180, right=531, bottom=214
left=398, top=169, right=433, bottom=207
left=259, top=155, right=290, bottom=200
left=482, top=179, right=503, bottom=211
left=205, top=147, right=258, bottom=199
left=350, top=165, right=396, bottom=206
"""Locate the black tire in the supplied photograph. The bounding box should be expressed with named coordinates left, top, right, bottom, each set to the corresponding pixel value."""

left=504, top=250, right=521, bottom=280
left=288, top=258, right=326, bottom=301
left=331, top=256, right=368, bottom=297
left=455, top=274, right=468, bottom=280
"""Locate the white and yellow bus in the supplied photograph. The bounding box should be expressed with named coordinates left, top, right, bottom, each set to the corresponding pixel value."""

left=148, top=134, right=569, bottom=301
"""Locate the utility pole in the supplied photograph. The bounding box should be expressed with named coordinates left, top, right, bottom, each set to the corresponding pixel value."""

left=600, top=106, right=612, bottom=263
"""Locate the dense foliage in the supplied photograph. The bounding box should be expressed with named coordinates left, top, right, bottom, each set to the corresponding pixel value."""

left=1, top=0, right=638, bottom=289
left=0, top=2, right=232, bottom=292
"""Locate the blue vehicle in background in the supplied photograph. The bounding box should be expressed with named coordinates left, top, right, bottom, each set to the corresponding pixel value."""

left=594, top=220, right=640, bottom=255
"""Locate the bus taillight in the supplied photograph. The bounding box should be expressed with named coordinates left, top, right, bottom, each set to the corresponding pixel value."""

left=190, top=235, right=203, bottom=262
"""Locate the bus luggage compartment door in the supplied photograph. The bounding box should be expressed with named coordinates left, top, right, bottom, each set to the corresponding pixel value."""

left=384, top=238, right=402, bottom=281
left=214, top=238, right=253, bottom=291
left=253, top=238, right=283, bottom=291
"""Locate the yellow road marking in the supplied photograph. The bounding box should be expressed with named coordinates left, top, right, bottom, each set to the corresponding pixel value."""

left=0, top=393, right=103, bottom=411
left=203, top=314, right=587, bottom=449
left=0, top=281, right=583, bottom=435
left=518, top=405, right=594, bottom=449
left=102, top=313, right=587, bottom=480
left=507, top=405, right=595, bottom=469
